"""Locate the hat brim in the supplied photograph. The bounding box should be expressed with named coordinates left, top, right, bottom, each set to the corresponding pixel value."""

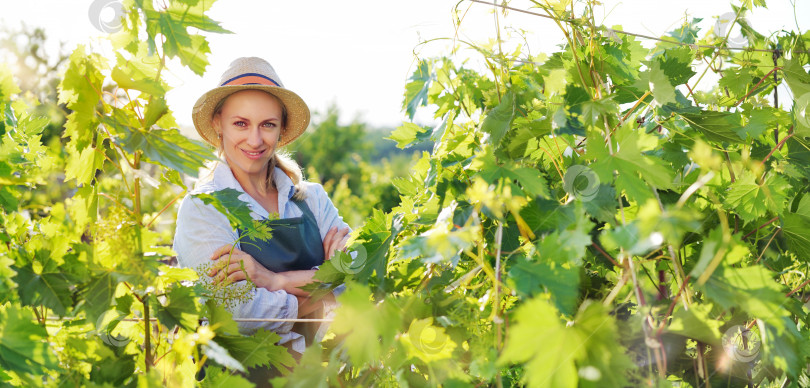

left=192, top=85, right=310, bottom=148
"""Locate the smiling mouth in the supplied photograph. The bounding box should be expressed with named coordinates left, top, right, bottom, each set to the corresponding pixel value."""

left=241, top=149, right=266, bottom=159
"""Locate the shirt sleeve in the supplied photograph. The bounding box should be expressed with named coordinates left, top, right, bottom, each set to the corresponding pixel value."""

left=173, top=194, right=300, bottom=337
left=305, top=182, right=352, bottom=240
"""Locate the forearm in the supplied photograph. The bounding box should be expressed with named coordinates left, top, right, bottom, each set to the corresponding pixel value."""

left=295, top=292, right=335, bottom=317
left=277, top=270, right=317, bottom=296
left=250, top=268, right=316, bottom=296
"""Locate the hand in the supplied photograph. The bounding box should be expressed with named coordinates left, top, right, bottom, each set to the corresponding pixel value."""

left=208, top=244, right=284, bottom=291
left=323, top=226, right=350, bottom=260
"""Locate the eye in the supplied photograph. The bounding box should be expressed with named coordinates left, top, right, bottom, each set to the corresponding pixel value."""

left=233, top=121, right=247, bottom=127
left=262, top=122, right=277, bottom=128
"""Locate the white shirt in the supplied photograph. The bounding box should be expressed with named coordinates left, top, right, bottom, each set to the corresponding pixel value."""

left=172, top=161, right=350, bottom=353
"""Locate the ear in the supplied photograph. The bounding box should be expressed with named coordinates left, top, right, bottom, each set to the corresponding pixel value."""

left=212, top=113, right=222, bottom=135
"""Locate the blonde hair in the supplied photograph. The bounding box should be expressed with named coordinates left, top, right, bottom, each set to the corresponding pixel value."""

left=212, top=90, right=307, bottom=200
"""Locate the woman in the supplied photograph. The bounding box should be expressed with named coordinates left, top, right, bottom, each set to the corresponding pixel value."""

left=173, top=57, right=351, bottom=355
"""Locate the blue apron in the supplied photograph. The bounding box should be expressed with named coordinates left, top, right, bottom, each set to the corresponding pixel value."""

left=236, top=198, right=325, bottom=348
left=237, top=199, right=325, bottom=272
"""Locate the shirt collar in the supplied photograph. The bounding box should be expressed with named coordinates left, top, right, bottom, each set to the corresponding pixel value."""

left=204, top=161, right=296, bottom=218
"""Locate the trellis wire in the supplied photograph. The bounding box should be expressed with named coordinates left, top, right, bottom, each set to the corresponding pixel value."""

left=46, top=317, right=334, bottom=323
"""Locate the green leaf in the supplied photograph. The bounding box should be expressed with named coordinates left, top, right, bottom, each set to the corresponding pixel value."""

left=689, top=227, right=748, bottom=278
left=4, top=104, right=17, bottom=128
left=667, top=303, right=723, bottom=346
left=511, top=167, right=551, bottom=199
left=204, top=299, right=240, bottom=335
left=508, top=255, right=579, bottom=316
left=725, top=170, right=790, bottom=223
left=403, top=60, right=432, bottom=119
left=89, top=352, right=136, bottom=386
left=143, top=97, right=169, bottom=128
left=355, top=211, right=403, bottom=293
left=0, top=304, right=58, bottom=375
left=13, top=263, right=73, bottom=316
left=106, top=118, right=215, bottom=177
left=782, top=213, right=810, bottom=262
left=700, top=265, right=788, bottom=324
left=499, top=298, right=579, bottom=387
left=111, top=66, right=165, bottom=96
left=164, top=2, right=232, bottom=33
left=783, top=57, right=810, bottom=100
left=647, top=60, right=677, bottom=106
left=150, top=11, right=213, bottom=76
left=587, top=125, right=675, bottom=202
left=64, top=145, right=103, bottom=185
left=400, top=317, right=457, bottom=363
left=574, top=301, right=634, bottom=388
left=681, top=111, right=745, bottom=144
left=155, top=286, right=198, bottom=330
left=268, top=345, right=341, bottom=388
left=199, top=367, right=254, bottom=388
left=656, top=46, right=696, bottom=86
left=215, top=329, right=295, bottom=371
left=331, top=282, right=400, bottom=364
left=82, top=271, right=117, bottom=323
left=0, top=64, right=21, bottom=101
left=499, top=299, right=632, bottom=388
left=388, top=122, right=431, bottom=149
left=58, top=46, right=104, bottom=151
left=194, top=188, right=254, bottom=232
left=481, top=91, right=515, bottom=146
left=737, top=107, right=781, bottom=139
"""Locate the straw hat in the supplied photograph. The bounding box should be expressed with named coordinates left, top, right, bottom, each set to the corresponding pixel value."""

left=192, top=57, right=310, bottom=148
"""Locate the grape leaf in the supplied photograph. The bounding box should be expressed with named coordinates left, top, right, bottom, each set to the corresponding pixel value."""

left=388, top=122, right=431, bottom=149
left=199, top=367, right=254, bottom=388
left=667, top=303, right=723, bottom=346
left=82, top=270, right=117, bottom=324
left=647, top=60, right=677, bottom=106
left=215, top=329, right=295, bottom=371
left=681, top=111, right=745, bottom=144
left=508, top=254, right=580, bottom=316
left=481, top=91, right=515, bottom=146
left=106, top=118, right=215, bottom=177
left=725, top=170, right=789, bottom=223
left=782, top=213, right=810, bottom=262
left=58, top=46, right=104, bottom=151
left=0, top=304, right=58, bottom=375
left=403, top=60, right=432, bottom=119
left=331, top=282, right=400, bottom=365
left=499, top=299, right=632, bottom=388
left=155, top=286, right=199, bottom=331
left=13, top=262, right=73, bottom=316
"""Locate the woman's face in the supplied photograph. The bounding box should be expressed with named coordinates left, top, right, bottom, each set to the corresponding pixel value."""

left=213, top=90, right=284, bottom=183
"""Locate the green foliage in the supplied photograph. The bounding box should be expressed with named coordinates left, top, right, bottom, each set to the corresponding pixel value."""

left=2, top=0, right=810, bottom=386
left=293, top=2, right=810, bottom=386
left=0, top=1, right=292, bottom=386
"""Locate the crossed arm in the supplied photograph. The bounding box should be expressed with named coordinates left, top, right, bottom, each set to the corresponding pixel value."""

left=206, top=225, right=350, bottom=315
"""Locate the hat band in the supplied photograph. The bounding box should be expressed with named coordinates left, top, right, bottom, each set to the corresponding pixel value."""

left=221, top=73, right=281, bottom=87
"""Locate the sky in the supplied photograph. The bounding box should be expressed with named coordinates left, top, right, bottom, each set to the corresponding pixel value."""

left=1, top=0, right=808, bottom=139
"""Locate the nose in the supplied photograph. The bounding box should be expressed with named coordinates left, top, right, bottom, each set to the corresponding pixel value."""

left=246, top=126, right=262, bottom=148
